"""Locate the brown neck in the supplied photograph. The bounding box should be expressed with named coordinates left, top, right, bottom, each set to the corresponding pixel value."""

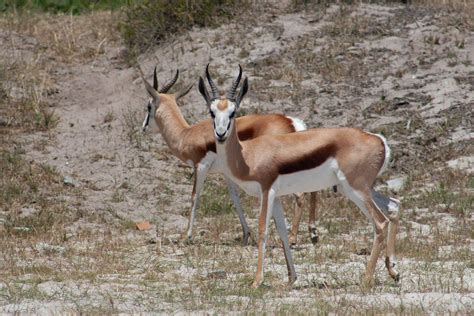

left=154, top=95, right=190, bottom=159
left=218, top=120, right=250, bottom=178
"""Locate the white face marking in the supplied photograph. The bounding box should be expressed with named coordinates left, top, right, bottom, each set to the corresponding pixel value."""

left=142, top=98, right=158, bottom=132
left=209, top=100, right=236, bottom=143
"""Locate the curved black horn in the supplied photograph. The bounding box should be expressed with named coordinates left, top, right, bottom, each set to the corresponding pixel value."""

left=226, top=64, right=242, bottom=101
left=159, top=70, right=179, bottom=93
left=153, top=66, right=158, bottom=90
left=205, top=64, right=219, bottom=99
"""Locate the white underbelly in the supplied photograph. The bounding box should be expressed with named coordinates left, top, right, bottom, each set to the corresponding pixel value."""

left=229, top=176, right=261, bottom=196
left=275, top=159, right=338, bottom=196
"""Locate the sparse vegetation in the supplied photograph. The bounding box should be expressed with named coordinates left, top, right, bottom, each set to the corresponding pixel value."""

left=0, top=0, right=129, bottom=14
left=119, top=0, right=247, bottom=61
left=121, top=107, right=146, bottom=148
left=199, top=176, right=234, bottom=217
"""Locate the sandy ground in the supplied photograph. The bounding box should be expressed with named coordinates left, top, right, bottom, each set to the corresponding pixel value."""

left=1, top=2, right=473, bottom=313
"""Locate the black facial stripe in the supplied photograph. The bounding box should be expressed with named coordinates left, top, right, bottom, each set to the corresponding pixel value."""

left=227, top=120, right=231, bottom=131
left=144, top=113, right=150, bottom=127
left=144, top=103, right=152, bottom=127
left=229, top=111, right=235, bottom=119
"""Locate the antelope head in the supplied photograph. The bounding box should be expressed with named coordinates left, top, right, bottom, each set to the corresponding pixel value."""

left=198, top=64, right=248, bottom=143
left=140, top=67, right=180, bottom=132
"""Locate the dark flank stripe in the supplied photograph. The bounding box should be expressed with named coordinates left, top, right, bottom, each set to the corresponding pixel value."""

left=237, top=126, right=258, bottom=141
left=279, top=144, right=337, bottom=175
left=207, top=142, right=216, bottom=153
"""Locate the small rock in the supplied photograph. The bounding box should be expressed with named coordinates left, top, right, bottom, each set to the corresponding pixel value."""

left=447, top=156, right=474, bottom=173
left=63, top=176, right=77, bottom=187
left=449, top=128, right=473, bottom=143
left=438, top=245, right=455, bottom=259
left=19, top=207, right=39, bottom=218
left=0, top=117, right=8, bottom=127
left=136, top=221, right=151, bottom=231
left=13, top=226, right=31, bottom=232
left=386, top=177, right=406, bottom=191
left=409, top=221, right=431, bottom=237
left=35, top=242, right=66, bottom=255
left=415, top=208, right=429, bottom=213
left=37, top=281, right=62, bottom=296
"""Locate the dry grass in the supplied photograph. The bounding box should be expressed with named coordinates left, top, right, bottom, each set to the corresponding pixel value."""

left=0, top=10, right=121, bottom=133
left=0, top=10, right=120, bottom=63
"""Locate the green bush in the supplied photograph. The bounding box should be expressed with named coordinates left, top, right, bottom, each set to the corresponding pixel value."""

left=0, top=0, right=130, bottom=14
left=120, top=0, right=242, bottom=58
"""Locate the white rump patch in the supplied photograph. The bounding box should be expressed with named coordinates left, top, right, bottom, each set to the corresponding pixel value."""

left=286, top=116, right=307, bottom=132
left=367, top=132, right=391, bottom=176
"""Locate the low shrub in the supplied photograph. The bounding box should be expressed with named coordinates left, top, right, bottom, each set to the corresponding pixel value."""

left=120, top=0, right=243, bottom=59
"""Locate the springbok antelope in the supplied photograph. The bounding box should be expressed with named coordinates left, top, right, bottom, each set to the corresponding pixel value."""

left=140, top=67, right=318, bottom=246
left=198, top=65, right=401, bottom=288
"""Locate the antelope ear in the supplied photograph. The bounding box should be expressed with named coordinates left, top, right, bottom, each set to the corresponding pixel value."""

left=175, top=83, right=194, bottom=101
left=198, top=76, right=211, bottom=106
left=139, top=67, right=159, bottom=100
left=235, top=77, right=249, bottom=109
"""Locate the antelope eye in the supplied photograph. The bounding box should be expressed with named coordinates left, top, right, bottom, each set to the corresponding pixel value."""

left=229, top=111, right=235, bottom=119
left=210, top=110, right=215, bottom=119
left=147, top=104, right=152, bottom=112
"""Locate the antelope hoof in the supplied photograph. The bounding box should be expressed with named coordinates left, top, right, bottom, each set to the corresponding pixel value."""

left=362, top=276, right=375, bottom=289
left=288, top=274, right=297, bottom=286
left=310, top=228, right=319, bottom=244
left=385, top=257, right=399, bottom=282
left=251, top=279, right=263, bottom=289
left=289, top=235, right=297, bottom=248
left=181, top=234, right=194, bottom=245
left=393, top=273, right=400, bottom=283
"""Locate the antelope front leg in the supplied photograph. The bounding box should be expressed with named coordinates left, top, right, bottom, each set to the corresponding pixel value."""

left=184, top=162, right=212, bottom=242
left=274, top=198, right=297, bottom=285
left=225, top=176, right=250, bottom=246
left=289, top=193, right=304, bottom=246
left=252, top=189, right=276, bottom=288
